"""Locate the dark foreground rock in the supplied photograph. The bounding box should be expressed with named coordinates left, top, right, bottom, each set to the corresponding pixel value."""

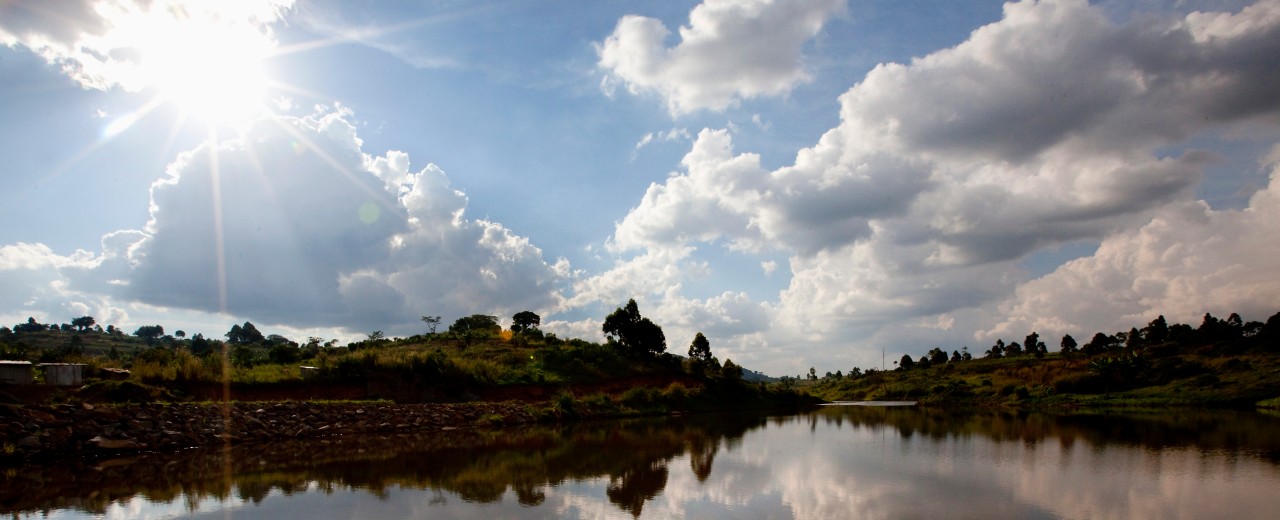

left=0, top=400, right=536, bottom=461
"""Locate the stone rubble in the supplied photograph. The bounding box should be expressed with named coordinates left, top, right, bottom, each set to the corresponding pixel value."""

left=0, top=401, right=536, bottom=461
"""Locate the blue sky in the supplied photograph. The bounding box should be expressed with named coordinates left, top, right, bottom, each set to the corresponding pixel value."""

left=2, top=0, right=1278, bottom=377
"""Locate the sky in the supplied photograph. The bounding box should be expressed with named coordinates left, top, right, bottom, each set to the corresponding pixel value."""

left=1, top=0, right=1278, bottom=377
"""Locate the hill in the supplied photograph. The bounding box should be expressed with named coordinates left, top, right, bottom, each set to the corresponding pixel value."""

left=0, top=317, right=814, bottom=414
left=805, top=312, right=1280, bottom=408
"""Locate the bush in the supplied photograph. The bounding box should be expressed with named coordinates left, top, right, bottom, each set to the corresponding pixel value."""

left=77, top=380, right=174, bottom=403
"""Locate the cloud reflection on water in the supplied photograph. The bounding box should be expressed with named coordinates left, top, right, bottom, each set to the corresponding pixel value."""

left=16, top=408, right=1280, bottom=520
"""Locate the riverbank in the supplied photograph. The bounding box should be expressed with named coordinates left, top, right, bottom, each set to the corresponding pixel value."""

left=1, top=400, right=539, bottom=462
left=1, top=382, right=820, bottom=462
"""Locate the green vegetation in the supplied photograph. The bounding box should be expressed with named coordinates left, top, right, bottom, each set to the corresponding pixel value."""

left=3, top=308, right=1278, bottom=411
left=0, top=306, right=813, bottom=414
left=806, top=311, right=1280, bottom=408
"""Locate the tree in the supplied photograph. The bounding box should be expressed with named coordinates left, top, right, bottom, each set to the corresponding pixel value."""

left=602, top=299, right=666, bottom=358
left=15, top=317, right=45, bottom=333
left=226, top=321, right=264, bottom=344
left=268, top=342, right=300, bottom=364
left=1124, top=327, right=1143, bottom=351
left=421, top=315, right=442, bottom=334
left=1024, top=332, right=1046, bottom=358
left=449, top=315, right=501, bottom=336
left=985, top=340, right=1005, bottom=359
left=1143, top=315, right=1169, bottom=344
left=71, top=316, right=96, bottom=332
left=950, top=350, right=962, bottom=363
left=722, top=359, right=743, bottom=381
left=898, top=354, right=915, bottom=370
left=174, top=330, right=186, bottom=339
left=1006, top=341, right=1023, bottom=357
left=190, top=333, right=212, bottom=355
left=1081, top=332, right=1113, bottom=355
left=134, top=325, right=165, bottom=344
left=1060, top=334, right=1078, bottom=356
left=927, top=347, right=948, bottom=365
left=688, top=332, right=712, bottom=363
left=511, top=311, right=541, bottom=334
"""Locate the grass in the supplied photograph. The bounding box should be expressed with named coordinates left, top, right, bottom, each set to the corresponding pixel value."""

left=807, top=344, right=1280, bottom=408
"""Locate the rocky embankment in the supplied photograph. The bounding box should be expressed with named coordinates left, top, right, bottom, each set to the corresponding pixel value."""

left=1, top=401, right=537, bottom=461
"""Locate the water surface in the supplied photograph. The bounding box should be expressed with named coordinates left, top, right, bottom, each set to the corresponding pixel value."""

left=6, top=406, right=1279, bottom=519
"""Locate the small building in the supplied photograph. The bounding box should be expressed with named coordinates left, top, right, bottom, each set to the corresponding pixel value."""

left=0, top=360, right=34, bottom=385
left=299, top=366, right=319, bottom=379
left=100, top=367, right=131, bottom=381
left=40, top=363, right=87, bottom=386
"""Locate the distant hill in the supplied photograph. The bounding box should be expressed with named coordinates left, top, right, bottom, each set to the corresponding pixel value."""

left=740, top=367, right=775, bottom=383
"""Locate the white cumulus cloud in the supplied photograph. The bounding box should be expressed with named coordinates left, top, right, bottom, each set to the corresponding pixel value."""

left=584, top=0, right=1280, bottom=372
left=9, top=108, right=568, bottom=337
left=597, top=0, right=846, bottom=115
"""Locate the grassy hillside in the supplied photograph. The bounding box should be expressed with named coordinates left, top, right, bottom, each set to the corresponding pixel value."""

left=806, top=322, right=1280, bottom=408
left=0, top=322, right=814, bottom=414
left=4, top=310, right=1278, bottom=410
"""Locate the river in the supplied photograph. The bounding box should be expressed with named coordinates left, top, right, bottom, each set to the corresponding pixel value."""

left=5, top=405, right=1279, bottom=519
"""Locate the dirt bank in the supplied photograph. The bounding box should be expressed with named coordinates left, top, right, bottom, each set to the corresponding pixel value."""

left=1, top=400, right=537, bottom=462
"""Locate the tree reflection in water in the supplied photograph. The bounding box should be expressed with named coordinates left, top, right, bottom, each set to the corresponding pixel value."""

left=3, top=408, right=1279, bottom=518
left=0, top=413, right=762, bottom=518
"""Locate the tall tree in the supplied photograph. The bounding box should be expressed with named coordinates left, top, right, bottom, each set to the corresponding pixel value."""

left=1081, top=332, right=1113, bottom=355
left=1143, top=315, right=1169, bottom=344
left=1024, top=332, right=1046, bottom=358
left=1006, top=341, right=1024, bottom=356
left=986, top=339, right=1005, bottom=359
left=134, top=325, right=164, bottom=344
left=190, top=333, right=212, bottom=355
left=421, top=315, right=442, bottom=334
left=1124, top=327, right=1143, bottom=351
left=449, top=315, right=501, bottom=336
left=688, top=332, right=712, bottom=362
left=602, top=299, right=666, bottom=358
left=1060, top=334, right=1078, bottom=356
left=511, top=311, right=541, bottom=333
left=722, top=359, right=743, bottom=381
left=71, top=316, right=96, bottom=332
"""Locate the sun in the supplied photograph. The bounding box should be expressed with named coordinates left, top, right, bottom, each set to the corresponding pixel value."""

left=132, top=9, right=278, bottom=129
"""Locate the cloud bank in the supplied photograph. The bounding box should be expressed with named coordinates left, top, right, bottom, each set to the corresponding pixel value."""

left=3, top=0, right=1279, bottom=376
left=3, top=108, right=569, bottom=336
left=581, top=0, right=1280, bottom=371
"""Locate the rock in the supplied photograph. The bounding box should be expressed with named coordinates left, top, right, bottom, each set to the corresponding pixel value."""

left=89, top=436, right=144, bottom=450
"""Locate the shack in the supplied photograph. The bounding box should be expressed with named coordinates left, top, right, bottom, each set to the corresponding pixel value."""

left=40, top=363, right=86, bottom=386
left=0, top=360, right=34, bottom=385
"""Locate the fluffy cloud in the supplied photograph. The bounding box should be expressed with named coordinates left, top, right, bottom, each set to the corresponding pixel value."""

left=987, top=164, right=1280, bottom=342
left=597, top=0, right=846, bottom=115
left=6, top=109, right=568, bottom=336
left=0, top=0, right=292, bottom=91
left=0, top=242, right=129, bottom=328
left=590, top=0, right=1280, bottom=372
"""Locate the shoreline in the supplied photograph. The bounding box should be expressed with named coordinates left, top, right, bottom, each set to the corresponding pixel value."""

left=1, top=400, right=539, bottom=462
